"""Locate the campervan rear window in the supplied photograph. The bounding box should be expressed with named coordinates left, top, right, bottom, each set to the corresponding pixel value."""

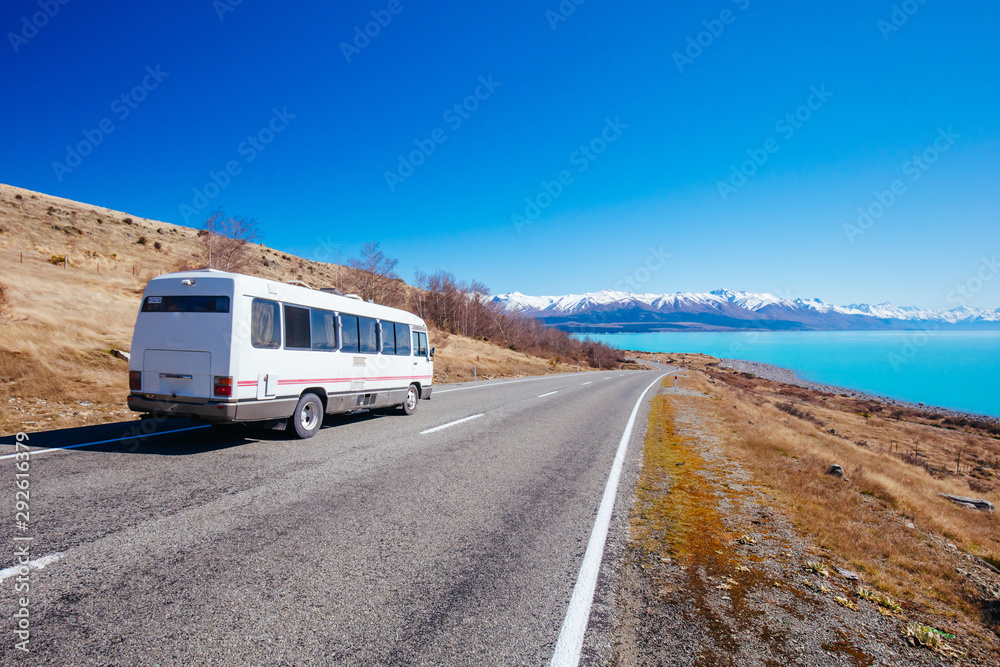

left=141, top=295, right=230, bottom=313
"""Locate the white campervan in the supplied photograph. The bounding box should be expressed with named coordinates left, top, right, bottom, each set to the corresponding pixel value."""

left=126, top=269, right=433, bottom=438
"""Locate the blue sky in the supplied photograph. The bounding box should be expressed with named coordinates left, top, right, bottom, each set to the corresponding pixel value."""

left=3, top=0, right=998, bottom=310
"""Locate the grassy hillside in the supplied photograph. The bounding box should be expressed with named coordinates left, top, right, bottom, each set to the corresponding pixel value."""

left=0, top=183, right=590, bottom=435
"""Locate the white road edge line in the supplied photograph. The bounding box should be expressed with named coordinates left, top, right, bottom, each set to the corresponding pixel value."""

left=550, top=373, right=665, bottom=667
left=0, top=552, right=65, bottom=583
left=537, top=390, right=559, bottom=398
left=581, top=382, right=592, bottom=386
left=419, top=414, right=484, bottom=435
left=0, top=425, right=212, bottom=461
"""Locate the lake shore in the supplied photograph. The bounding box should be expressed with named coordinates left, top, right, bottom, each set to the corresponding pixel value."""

left=717, top=357, right=1000, bottom=425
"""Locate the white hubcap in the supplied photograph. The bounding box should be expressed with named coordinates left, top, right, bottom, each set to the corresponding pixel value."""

left=300, top=402, right=319, bottom=430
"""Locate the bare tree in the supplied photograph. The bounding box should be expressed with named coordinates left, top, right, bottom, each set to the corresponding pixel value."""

left=412, top=268, right=622, bottom=369
left=199, top=209, right=262, bottom=272
left=347, top=242, right=402, bottom=305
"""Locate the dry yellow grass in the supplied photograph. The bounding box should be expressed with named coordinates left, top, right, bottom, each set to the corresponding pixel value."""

left=0, top=183, right=599, bottom=434
left=429, top=328, right=584, bottom=381
left=649, top=353, right=1000, bottom=657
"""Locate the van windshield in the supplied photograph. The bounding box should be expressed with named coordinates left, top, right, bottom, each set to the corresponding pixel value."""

left=141, top=295, right=231, bottom=313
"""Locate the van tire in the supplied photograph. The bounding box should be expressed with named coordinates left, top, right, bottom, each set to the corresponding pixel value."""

left=288, top=393, right=324, bottom=438
left=402, top=384, right=419, bottom=415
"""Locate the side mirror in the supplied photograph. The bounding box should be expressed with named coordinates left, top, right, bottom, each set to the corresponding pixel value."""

left=429, top=347, right=435, bottom=359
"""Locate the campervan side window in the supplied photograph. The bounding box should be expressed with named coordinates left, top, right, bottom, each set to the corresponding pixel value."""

left=359, top=317, right=378, bottom=354
left=311, top=309, right=338, bottom=350
left=251, top=299, right=281, bottom=349
left=341, top=314, right=360, bottom=353
left=284, top=305, right=311, bottom=349
left=141, top=295, right=230, bottom=313
left=380, top=322, right=411, bottom=356
left=396, top=323, right=411, bottom=356
left=380, top=322, right=396, bottom=355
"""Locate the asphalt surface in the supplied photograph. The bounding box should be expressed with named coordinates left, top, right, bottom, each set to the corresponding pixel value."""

left=1, top=367, right=672, bottom=666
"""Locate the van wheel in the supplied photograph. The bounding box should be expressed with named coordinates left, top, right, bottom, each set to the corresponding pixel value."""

left=288, top=393, right=324, bottom=438
left=402, top=384, right=419, bottom=415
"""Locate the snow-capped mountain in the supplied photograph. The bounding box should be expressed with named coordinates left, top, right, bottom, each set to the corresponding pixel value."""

left=491, top=289, right=1000, bottom=332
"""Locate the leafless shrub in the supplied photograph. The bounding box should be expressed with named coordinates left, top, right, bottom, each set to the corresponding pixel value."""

left=345, top=242, right=403, bottom=306
left=412, top=269, right=620, bottom=369
left=776, top=401, right=821, bottom=424
left=199, top=209, right=262, bottom=272
left=968, top=478, right=993, bottom=494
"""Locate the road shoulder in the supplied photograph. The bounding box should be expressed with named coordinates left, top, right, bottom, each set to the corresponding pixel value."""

left=612, top=380, right=952, bottom=666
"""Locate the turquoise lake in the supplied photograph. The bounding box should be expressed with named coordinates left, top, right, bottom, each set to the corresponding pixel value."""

left=580, top=331, right=1000, bottom=418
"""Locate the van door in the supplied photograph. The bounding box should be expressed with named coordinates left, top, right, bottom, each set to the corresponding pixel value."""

left=251, top=298, right=282, bottom=401
left=411, top=330, right=431, bottom=381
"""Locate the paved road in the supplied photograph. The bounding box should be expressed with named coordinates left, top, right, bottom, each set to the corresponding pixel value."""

left=1, top=368, right=670, bottom=665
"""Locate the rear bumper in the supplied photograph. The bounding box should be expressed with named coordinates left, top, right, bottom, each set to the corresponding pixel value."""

left=420, top=385, right=433, bottom=400
left=127, top=394, right=238, bottom=421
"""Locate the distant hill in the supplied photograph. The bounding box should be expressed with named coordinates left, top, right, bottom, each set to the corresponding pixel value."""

left=492, top=288, right=1000, bottom=333
left=0, top=183, right=587, bottom=434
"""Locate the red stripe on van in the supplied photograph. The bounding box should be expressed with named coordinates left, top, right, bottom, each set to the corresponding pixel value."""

left=274, top=375, right=433, bottom=385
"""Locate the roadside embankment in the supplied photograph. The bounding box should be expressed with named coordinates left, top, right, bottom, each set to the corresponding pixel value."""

left=614, top=355, right=1000, bottom=665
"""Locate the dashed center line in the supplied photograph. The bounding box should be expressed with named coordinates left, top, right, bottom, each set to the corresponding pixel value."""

left=581, top=382, right=592, bottom=386
left=419, top=414, right=483, bottom=435
left=537, top=391, right=559, bottom=398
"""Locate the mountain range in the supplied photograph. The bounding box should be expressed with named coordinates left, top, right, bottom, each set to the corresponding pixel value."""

left=491, top=289, right=1000, bottom=333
